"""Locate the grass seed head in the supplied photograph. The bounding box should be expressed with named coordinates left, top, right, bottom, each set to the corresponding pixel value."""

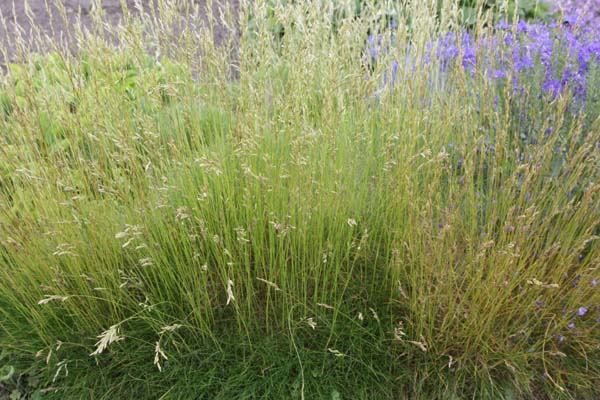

left=90, top=325, right=124, bottom=357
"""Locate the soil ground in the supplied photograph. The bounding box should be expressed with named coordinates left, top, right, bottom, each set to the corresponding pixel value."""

left=0, top=0, right=239, bottom=65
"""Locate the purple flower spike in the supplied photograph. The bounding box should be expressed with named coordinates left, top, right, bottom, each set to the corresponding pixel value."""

left=592, top=279, right=597, bottom=286
left=578, top=307, right=588, bottom=316
left=568, top=322, right=575, bottom=329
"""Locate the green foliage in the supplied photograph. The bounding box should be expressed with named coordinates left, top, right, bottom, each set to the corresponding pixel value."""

left=245, top=0, right=555, bottom=58
left=0, top=351, right=45, bottom=400
left=450, top=0, right=554, bottom=25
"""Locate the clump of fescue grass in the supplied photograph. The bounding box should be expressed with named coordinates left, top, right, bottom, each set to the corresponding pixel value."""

left=1, top=0, right=600, bottom=398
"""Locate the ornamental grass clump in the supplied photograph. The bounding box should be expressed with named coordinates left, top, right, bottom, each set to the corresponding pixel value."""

left=0, top=0, right=600, bottom=398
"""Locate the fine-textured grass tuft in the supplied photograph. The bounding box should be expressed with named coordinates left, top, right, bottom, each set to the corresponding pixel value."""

left=1, top=0, right=600, bottom=398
